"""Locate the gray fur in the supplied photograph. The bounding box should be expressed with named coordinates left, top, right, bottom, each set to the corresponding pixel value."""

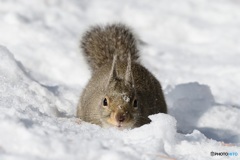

left=77, top=24, right=167, bottom=129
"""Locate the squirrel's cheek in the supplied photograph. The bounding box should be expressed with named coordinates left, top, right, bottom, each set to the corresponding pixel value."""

left=106, top=113, right=118, bottom=126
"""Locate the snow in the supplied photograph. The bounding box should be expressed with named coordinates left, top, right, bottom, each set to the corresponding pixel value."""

left=0, top=0, right=240, bottom=159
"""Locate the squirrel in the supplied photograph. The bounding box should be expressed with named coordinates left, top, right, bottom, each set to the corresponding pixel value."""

left=77, top=23, right=167, bottom=129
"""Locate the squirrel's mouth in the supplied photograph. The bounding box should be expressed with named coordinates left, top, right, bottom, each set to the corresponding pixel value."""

left=113, top=121, right=134, bottom=129
left=103, top=118, right=129, bottom=128
left=115, top=123, right=127, bottom=130
left=117, top=123, right=123, bottom=128
left=101, top=119, right=134, bottom=129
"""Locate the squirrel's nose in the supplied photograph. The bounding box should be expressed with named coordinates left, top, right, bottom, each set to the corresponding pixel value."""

left=116, top=113, right=126, bottom=123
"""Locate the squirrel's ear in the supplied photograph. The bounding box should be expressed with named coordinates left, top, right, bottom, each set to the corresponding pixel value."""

left=110, top=55, right=118, bottom=78
left=106, top=55, right=118, bottom=88
left=125, top=53, right=134, bottom=86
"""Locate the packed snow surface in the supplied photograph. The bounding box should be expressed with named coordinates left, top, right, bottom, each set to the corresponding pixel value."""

left=0, top=0, right=240, bottom=159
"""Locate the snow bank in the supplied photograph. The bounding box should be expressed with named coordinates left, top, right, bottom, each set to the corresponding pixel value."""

left=0, top=46, right=74, bottom=117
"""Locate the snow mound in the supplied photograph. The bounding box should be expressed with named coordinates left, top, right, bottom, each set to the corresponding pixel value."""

left=0, top=46, right=74, bottom=117
left=166, top=82, right=215, bottom=133
left=166, top=82, right=240, bottom=144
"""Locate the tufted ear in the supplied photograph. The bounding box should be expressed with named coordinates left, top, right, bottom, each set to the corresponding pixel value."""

left=124, top=53, right=134, bottom=87
left=106, top=55, right=118, bottom=89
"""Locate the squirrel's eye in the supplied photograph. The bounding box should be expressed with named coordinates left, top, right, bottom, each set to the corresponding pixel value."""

left=133, top=99, right=138, bottom=108
left=103, top=98, right=108, bottom=106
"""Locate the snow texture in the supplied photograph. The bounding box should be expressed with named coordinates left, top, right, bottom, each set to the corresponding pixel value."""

left=0, top=0, right=239, bottom=159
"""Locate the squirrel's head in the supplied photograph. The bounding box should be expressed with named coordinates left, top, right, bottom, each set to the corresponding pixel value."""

left=99, top=55, right=140, bottom=129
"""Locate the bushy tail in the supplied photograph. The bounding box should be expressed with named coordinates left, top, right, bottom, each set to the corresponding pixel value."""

left=81, top=23, right=139, bottom=71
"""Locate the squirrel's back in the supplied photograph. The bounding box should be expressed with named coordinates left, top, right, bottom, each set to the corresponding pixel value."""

left=77, top=23, right=167, bottom=129
left=81, top=24, right=139, bottom=71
